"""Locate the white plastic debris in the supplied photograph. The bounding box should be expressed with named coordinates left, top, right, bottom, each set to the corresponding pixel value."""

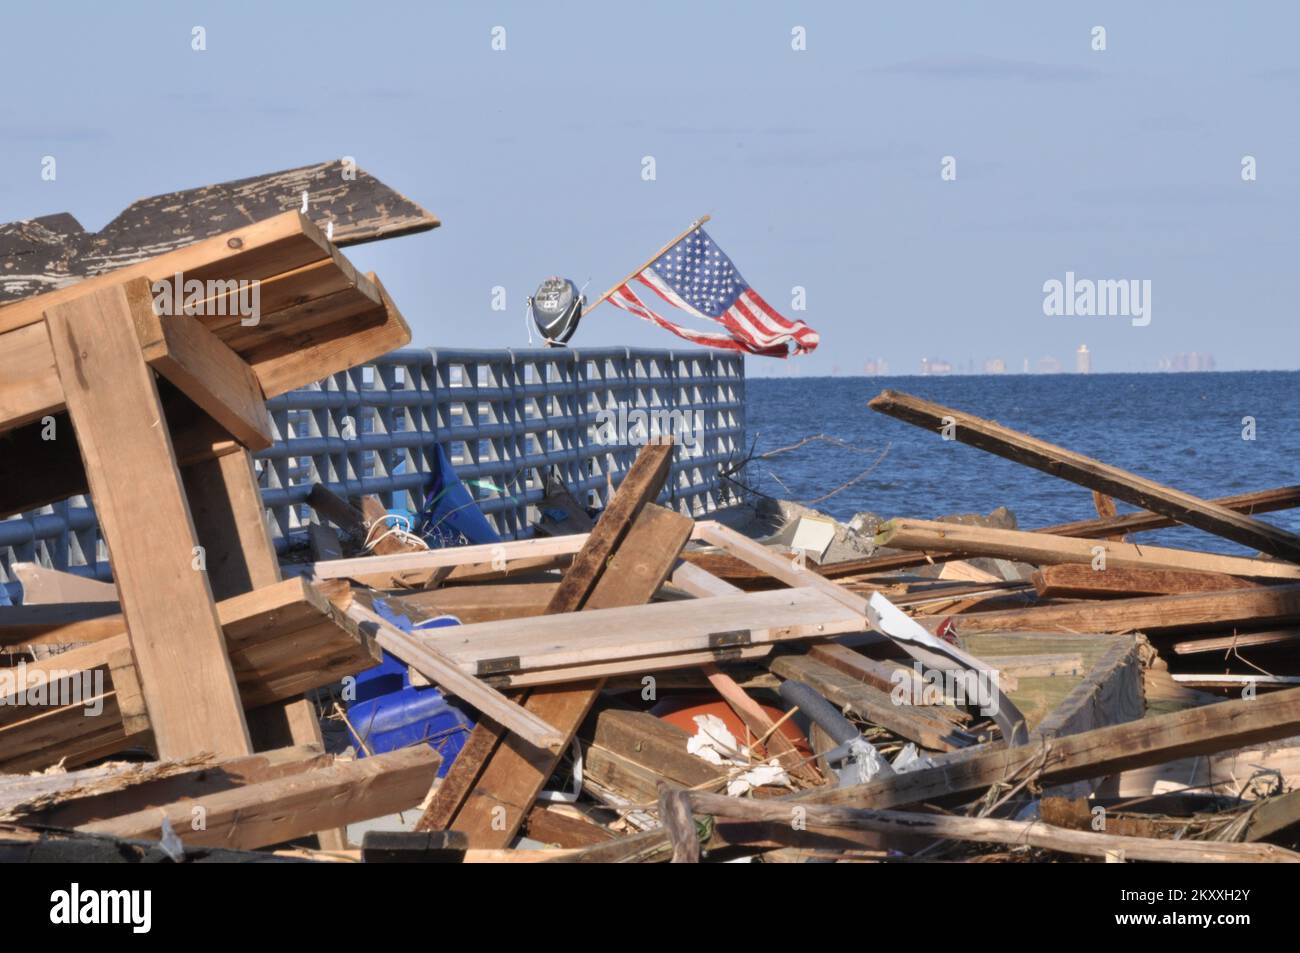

left=158, top=815, right=186, bottom=863
left=840, top=737, right=893, bottom=786
left=892, top=743, right=938, bottom=775
left=726, top=762, right=789, bottom=797
left=686, top=714, right=750, bottom=766
left=686, top=715, right=791, bottom=795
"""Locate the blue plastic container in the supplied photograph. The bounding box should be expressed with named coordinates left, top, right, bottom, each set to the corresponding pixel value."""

left=346, top=605, right=474, bottom=777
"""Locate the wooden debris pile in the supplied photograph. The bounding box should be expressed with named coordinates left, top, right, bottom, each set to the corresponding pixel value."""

left=3, top=168, right=1300, bottom=861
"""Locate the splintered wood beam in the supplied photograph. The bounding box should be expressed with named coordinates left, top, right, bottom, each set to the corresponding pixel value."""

left=1032, top=563, right=1257, bottom=599
left=17, top=745, right=332, bottom=829
left=133, top=302, right=273, bottom=450
left=1172, top=628, right=1300, bottom=656
left=875, top=518, right=1300, bottom=580
left=686, top=791, right=1300, bottom=863
left=817, top=485, right=1300, bottom=578
left=869, top=389, right=1300, bottom=562
left=798, top=684, right=1300, bottom=812
left=80, top=745, right=441, bottom=850
left=44, top=278, right=251, bottom=759
left=937, top=583, right=1300, bottom=635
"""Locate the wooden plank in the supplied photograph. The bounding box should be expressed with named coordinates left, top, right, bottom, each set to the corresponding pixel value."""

left=695, top=522, right=1003, bottom=685
left=876, top=518, right=1300, bottom=580
left=388, top=583, right=557, bottom=624
left=18, top=745, right=331, bottom=828
left=940, top=582, right=1300, bottom=635
left=0, top=321, right=63, bottom=430
left=0, top=826, right=309, bottom=863
left=522, top=806, right=616, bottom=848
left=345, top=602, right=566, bottom=751
left=446, top=504, right=695, bottom=848
left=0, top=578, right=377, bottom=770
left=869, top=389, right=1300, bottom=561
left=1032, top=563, right=1257, bottom=599
left=821, top=484, right=1300, bottom=578
left=305, top=483, right=368, bottom=540
left=585, top=708, right=728, bottom=792
left=547, top=442, right=675, bottom=611
left=182, top=449, right=281, bottom=601
left=417, top=447, right=681, bottom=836
left=1172, top=628, right=1300, bottom=655
left=687, top=791, right=1300, bottom=863
left=132, top=305, right=273, bottom=450
left=1034, top=637, right=1145, bottom=795
left=308, top=534, right=588, bottom=580
left=180, top=446, right=345, bottom=846
left=81, top=745, right=440, bottom=850
left=434, top=588, right=863, bottom=675
left=250, top=273, right=410, bottom=397
left=44, top=278, right=251, bottom=759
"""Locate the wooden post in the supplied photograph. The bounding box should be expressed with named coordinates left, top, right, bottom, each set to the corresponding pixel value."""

left=44, top=279, right=252, bottom=759
left=182, top=446, right=349, bottom=850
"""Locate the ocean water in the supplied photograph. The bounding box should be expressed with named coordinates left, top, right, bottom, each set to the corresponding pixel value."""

left=744, top=372, right=1300, bottom=557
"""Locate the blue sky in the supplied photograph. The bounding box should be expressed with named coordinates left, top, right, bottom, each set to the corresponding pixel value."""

left=3, top=1, right=1298, bottom=375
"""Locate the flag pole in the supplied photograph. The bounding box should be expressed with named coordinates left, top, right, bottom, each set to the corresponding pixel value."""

left=583, top=214, right=711, bottom=315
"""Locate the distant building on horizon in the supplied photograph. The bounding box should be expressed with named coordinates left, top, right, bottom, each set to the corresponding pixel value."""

left=863, top=358, right=889, bottom=376
left=920, top=357, right=953, bottom=376
left=1076, top=344, right=1091, bottom=374
left=984, top=357, right=1006, bottom=375
left=1158, top=352, right=1216, bottom=372
left=1037, top=355, right=1063, bottom=374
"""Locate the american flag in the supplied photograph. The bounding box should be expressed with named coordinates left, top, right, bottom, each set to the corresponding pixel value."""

left=606, top=225, right=819, bottom=357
